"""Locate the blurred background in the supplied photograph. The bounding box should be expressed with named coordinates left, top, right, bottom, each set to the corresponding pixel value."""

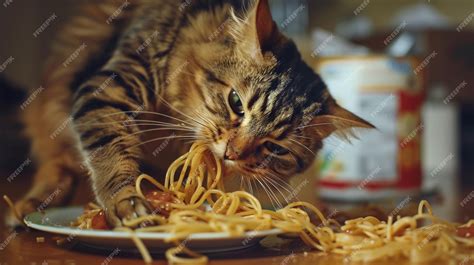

left=0, top=0, right=473, bottom=221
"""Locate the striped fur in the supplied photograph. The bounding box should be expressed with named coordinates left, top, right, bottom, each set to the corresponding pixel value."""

left=9, top=0, right=372, bottom=226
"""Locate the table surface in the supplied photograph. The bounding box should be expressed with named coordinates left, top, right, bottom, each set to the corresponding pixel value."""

left=1, top=174, right=473, bottom=265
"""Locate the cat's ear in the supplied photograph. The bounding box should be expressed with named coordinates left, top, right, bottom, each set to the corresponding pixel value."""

left=310, top=95, right=374, bottom=140
left=253, top=0, right=278, bottom=51
left=233, top=0, right=280, bottom=59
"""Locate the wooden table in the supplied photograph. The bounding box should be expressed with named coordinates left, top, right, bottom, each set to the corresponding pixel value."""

left=1, top=174, right=473, bottom=265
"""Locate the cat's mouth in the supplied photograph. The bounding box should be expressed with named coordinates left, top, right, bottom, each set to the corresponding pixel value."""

left=208, top=141, right=249, bottom=176
left=209, top=141, right=227, bottom=160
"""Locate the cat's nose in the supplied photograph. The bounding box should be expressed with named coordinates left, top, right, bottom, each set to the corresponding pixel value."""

left=224, top=131, right=253, bottom=161
left=224, top=145, right=240, bottom=161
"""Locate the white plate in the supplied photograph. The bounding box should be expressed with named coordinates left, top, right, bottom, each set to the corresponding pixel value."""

left=24, top=206, right=283, bottom=253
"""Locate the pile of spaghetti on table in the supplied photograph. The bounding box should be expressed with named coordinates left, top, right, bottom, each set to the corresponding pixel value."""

left=72, top=142, right=474, bottom=264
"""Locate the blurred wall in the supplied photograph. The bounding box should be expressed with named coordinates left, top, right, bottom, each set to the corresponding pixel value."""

left=0, top=0, right=79, bottom=88
left=307, top=0, right=474, bottom=32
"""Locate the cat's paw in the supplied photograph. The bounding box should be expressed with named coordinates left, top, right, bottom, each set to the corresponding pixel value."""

left=5, top=198, right=41, bottom=227
left=104, top=186, right=153, bottom=227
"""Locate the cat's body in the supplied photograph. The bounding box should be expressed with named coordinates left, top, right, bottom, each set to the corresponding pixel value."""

left=9, top=0, right=372, bottom=226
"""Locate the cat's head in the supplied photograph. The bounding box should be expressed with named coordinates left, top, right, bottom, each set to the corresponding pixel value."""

left=169, top=0, right=373, bottom=181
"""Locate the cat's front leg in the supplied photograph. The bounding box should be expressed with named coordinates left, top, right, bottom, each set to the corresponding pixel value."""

left=72, top=70, right=154, bottom=227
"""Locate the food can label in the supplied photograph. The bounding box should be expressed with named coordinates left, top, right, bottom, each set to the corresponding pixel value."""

left=314, top=57, right=424, bottom=200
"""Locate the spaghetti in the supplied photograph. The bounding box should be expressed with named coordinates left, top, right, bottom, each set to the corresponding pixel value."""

left=72, top=142, right=474, bottom=264
left=5, top=142, right=474, bottom=264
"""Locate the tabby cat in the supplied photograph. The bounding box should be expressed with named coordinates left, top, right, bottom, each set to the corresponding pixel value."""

left=8, top=0, right=372, bottom=227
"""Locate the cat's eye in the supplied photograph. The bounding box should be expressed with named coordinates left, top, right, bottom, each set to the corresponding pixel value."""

left=264, top=141, right=289, bottom=156
left=228, top=90, right=244, bottom=116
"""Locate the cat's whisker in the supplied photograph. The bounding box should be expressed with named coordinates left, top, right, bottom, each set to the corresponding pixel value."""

left=263, top=174, right=295, bottom=200
left=262, top=176, right=290, bottom=205
left=260, top=176, right=283, bottom=209
left=82, top=118, right=160, bottom=125
left=126, top=134, right=201, bottom=145
left=191, top=110, right=220, bottom=133
left=79, top=118, right=193, bottom=129
left=198, top=115, right=218, bottom=131
left=271, top=180, right=297, bottom=204
left=320, top=142, right=341, bottom=148
left=183, top=139, right=213, bottom=146
left=262, top=174, right=290, bottom=201
left=156, top=95, right=209, bottom=128
left=291, top=134, right=313, bottom=140
left=297, top=122, right=334, bottom=129
left=76, top=122, right=195, bottom=132
left=95, top=110, right=196, bottom=127
left=133, top=124, right=194, bottom=131
left=247, top=177, right=254, bottom=195
left=127, top=127, right=197, bottom=137
left=134, top=121, right=195, bottom=130
left=125, top=135, right=203, bottom=151
left=254, top=176, right=278, bottom=210
left=274, top=175, right=297, bottom=193
left=102, top=126, right=198, bottom=145
left=288, top=138, right=315, bottom=156
left=265, top=171, right=300, bottom=200
left=322, top=137, right=348, bottom=148
left=256, top=174, right=281, bottom=209
left=242, top=177, right=249, bottom=193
